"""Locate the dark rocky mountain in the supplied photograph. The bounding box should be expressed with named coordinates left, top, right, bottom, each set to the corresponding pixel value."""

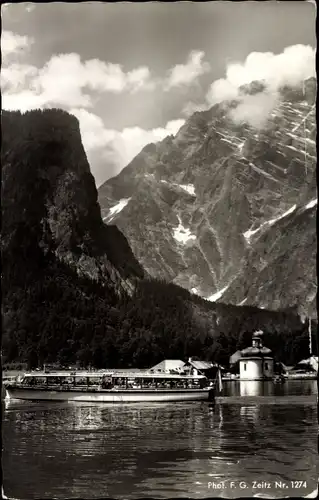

left=2, top=109, right=145, bottom=296
left=98, top=77, right=317, bottom=317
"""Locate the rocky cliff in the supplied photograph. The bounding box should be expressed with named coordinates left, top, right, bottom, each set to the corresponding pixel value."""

left=2, top=109, right=145, bottom=297
left=98, top=77, right=317, bottom=316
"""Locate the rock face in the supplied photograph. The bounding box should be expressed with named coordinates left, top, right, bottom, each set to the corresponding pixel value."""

left=222, top=200, right=317, bottom=316
left=2, top=109, right=145, bottom=299
left=98, top=77, right=317, bottom=316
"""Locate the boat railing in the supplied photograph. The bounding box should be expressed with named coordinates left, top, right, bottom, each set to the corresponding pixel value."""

left=11, top=377, right=209, bottom=391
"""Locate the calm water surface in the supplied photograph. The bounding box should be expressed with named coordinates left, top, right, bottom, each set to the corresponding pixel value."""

left=3, top=380, right=318, bottom=499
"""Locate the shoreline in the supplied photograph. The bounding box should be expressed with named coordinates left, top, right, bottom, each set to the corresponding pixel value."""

left=222, top=375, right=317, bottom=381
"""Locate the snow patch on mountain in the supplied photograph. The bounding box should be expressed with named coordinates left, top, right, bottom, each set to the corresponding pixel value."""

left=249, top=162, right=281, bottom=184
left=220, top=137, right=235, bottom=146
left=161, top=180, right=196, bottom=196
left=291, top=104, right=316, bottom=133
left=305, top=198, right=317, bottom=210
left=206, top=285, right=229, bottom=302
left=103, top=198, right=131, bottom=222
left=173, top=216, right=196, bottom=244
left=305, top=138, right=316, bottom=146
left=244, top=204, right=297, bottom=243
left=237, top=298, right=247, bottom=306
left=286, top=144, right=304, bottom=155
left=179, top=184, right=196, bottom=196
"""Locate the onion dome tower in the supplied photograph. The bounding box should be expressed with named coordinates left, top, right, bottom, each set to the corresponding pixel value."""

left=239, top=330, right=274, bottom=380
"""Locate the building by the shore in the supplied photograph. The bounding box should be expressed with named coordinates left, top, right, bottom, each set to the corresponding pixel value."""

left=149, top=358, right=218, bottom=378
left=238, top=330, right=274, bottom=380
left=292, top=356, right=318, bottom=373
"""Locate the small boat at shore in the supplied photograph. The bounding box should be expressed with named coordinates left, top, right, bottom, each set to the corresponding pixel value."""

left=4, top=370, right=215, bottom=403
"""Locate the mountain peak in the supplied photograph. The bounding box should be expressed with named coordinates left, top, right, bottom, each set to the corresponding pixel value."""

left=98, top=78, right=316, bottom=317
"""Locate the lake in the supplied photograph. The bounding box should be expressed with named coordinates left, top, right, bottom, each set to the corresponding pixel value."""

left=2, top=380, right=318, bottom=499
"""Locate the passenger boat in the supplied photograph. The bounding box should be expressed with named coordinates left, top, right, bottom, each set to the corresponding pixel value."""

left=4, top=370, right=215, bottom=403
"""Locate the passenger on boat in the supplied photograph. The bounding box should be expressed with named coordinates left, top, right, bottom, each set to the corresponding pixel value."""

left=101, top=377, right=113, bottom=389
left=132, top=383, right=142, bottom=389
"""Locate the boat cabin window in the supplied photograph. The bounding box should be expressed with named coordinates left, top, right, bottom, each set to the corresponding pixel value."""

left=24, top=376, right=46, bottom=385
left=62, top=377, right=74, bottom=385
left=76, top=377, right=87, bottom=386
left=47, top=377, right=60, bottom=385
left=24, top=377, right=34, bottom=385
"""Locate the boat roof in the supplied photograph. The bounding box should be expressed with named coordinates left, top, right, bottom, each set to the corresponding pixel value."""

left=23, top=371, right=206, bottom=380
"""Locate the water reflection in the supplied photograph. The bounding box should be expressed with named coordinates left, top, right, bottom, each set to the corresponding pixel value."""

left=240, top=405, right=260, bottom=424
left=239, top=381, right=274, bottom=397
left=223, top=379, right=317, bottom=397
left=2, top=383, right=318, bottom=500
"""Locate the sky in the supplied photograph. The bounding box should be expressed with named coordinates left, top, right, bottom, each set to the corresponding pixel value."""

left=1, top=1, right=316, bottom=187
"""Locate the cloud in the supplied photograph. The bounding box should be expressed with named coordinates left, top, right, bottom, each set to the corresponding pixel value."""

left=39, top=53, right=155, bottom=107
left=1, top=30, right=34, bottom=64
left=35, top=54, right=94, bottom=107
left=206, top=78, right=240, bottom=105
left=228, top=91, right=279, bottom=129
left=125, top=66, right=156, bottom=93
left=1, top=63, right=39, bottom=92
left=2, top=50, right=157, bottom=111
left=70, top=108, right=185, bottom=185
left=164, top=50, right=210, bottom=90
left=69, top=109, right=116, bottom=151
left=206, top=44, right=316, bottom=128
left=207, top=44, right=316, bottom=106
left=79, top=57, right=155, bottom=94
left=2, top=90, right=47, bottom=113
left=111, top=119, right=185, bottom=167
left=209, top=45, right=316, bottom=105
left=181, top=101, right=208, bottom=117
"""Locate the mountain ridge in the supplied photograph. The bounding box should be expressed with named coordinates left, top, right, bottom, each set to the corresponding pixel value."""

left=98, top=77, right=317, bottom=317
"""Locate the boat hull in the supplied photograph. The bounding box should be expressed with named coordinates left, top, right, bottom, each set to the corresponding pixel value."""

left=5, top=387, right=213, bottom=403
